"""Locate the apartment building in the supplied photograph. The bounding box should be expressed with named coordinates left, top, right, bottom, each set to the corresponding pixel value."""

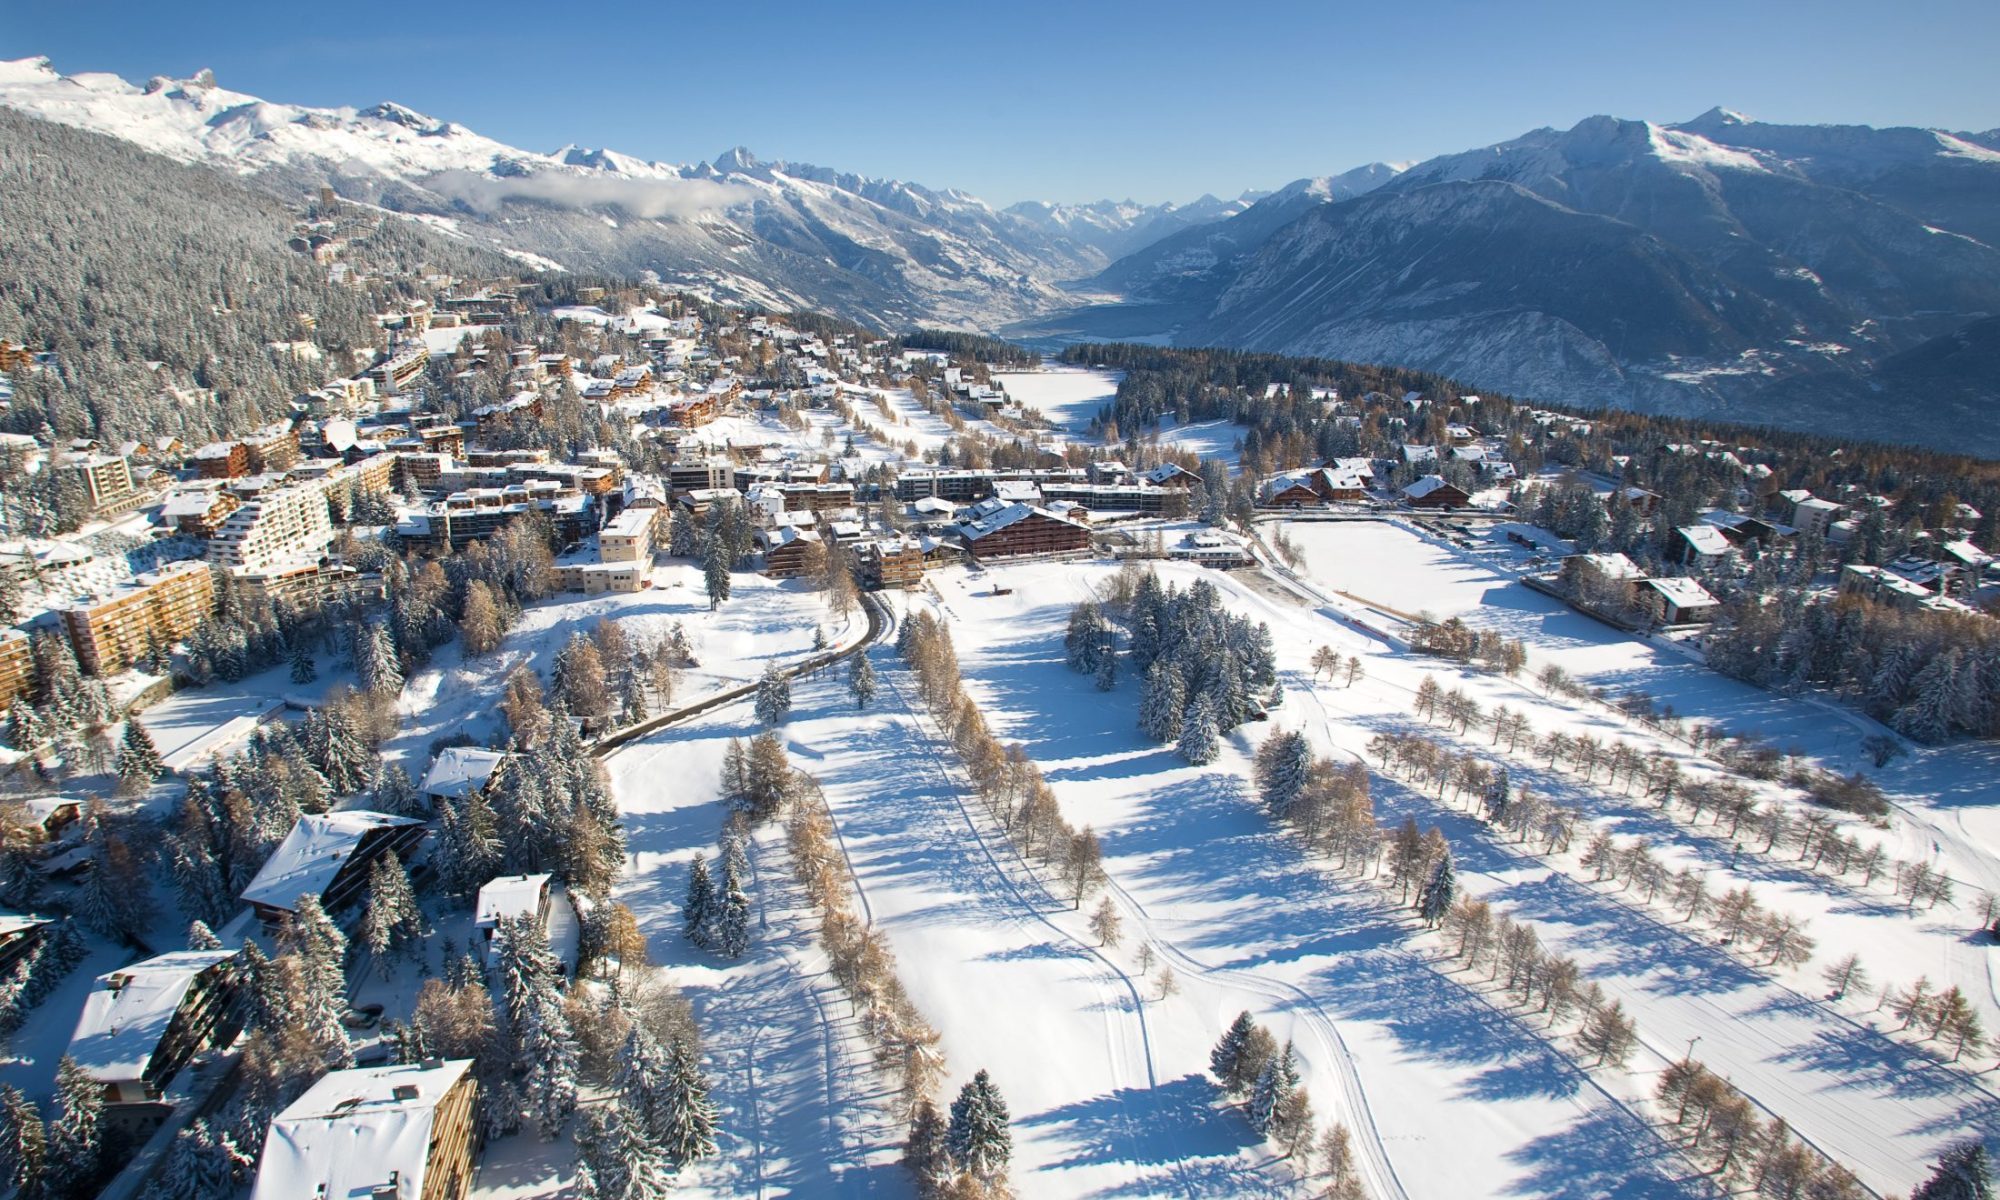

left=192, top=440, right=250, bottom=480
left=0, top=629, right=32, bottom=710
left=60, top=561, right=217, bottom=676
left=370, top=343, right=431, bottom=395
left=62, top=453, right=139, bottom=516
left=598, top=506, right=654, bottom=563
left=207, top=486, right=336, bottom=572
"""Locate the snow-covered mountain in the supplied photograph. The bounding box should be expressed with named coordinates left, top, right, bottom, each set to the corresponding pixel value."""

left=1076, top=111, right=2000, bottom=450
left=1001, top=193, right=1260, bottom=262
left=0, top=57, right=1158, bottom=328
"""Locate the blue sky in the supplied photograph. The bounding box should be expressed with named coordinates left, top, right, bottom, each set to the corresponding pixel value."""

left=15, top=0, right=2000, bottom=205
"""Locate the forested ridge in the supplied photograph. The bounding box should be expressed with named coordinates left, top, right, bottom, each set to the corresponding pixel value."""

left=0, top=107, right=521, bottom=446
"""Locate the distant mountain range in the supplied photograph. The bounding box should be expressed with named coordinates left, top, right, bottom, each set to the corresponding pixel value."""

left=4, top=54, right=1997, bottom=451
left=0, top=57, right=1138, bottom=329
left=1040, top=109, right=2000, bottom=452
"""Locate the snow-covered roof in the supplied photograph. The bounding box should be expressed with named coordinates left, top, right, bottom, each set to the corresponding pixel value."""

left=68, top=949, right=239, bottom=1083
left=240, top=811, right=423, bottom=913
left=250, top=1059, right=473, bottom=1200
left=1403, top=475, right=1459, bottom=499
left=1941, top=539, right=1993, bottom=568
left=420, top=747, right=506, bottom=800
left=1568, top=552, right=1645, bottom=581
left=956, top=501, right=1086, bottom=540
left=1641, top=577, right=1719, bottom=609
left=1676, top=524, right=1735, bottom=557
left=0, top=911, right=49, bottom=939
left=474, top=874, right=550, bottom=930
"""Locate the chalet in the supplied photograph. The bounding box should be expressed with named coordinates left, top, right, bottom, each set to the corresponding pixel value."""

left=159, top=487, right=242, bottom=539
left=1791, top=497, right=1843, bottom=538
left=22, top=797, right=82, bottom=840
left=1403, top=476, right=1470, bottom=509
left=954, top=500, right=1090, bottom=563
left=1400, top=444, right=1440, bottom=469
left=249, top=1059, right=479, bottom=1200
left=68, top=949, right=249, bottom=1131
left=1560, top=552, right=1646, bottom=606
left=1613, top=487, right=1661, bottom=516
left=865, top=536, right=926, bottom=590
left=421, top=747, right=507, bottom=808
left=1139, top=463, right=1201, bottom=489
left=193, top=440, right=250, bottom=480
left=0, top=912, right=51, bottom=975
left=1260, top=474, right=1324, bottom=509
left=1667, top=524, right=1736, bottom=569
left=758, top=526, right=822, bottom=578
left=474, top=873, right=551, bottom=957
left=1638, top=577, right=1721, bottom=625
left=240, top=811, right=427, bottom=924
left=1700, top=510, right=1794, bottom=547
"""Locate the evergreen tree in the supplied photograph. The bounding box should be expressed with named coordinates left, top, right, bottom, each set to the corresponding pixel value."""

left=702, top=533, right=731, bottom=610
left=494, top=913, right=578, bottom=1138
left=44, top=1055, right=101, bottom=1200
left=1248, top=1040, right=1300, bottom=1136
left=683, top=855, right=717, bottom=950
left=140, top=1117, right=236, bottom=1200
left=1138, top=660, right=1186, bottom=743
left=753, top=663, right=792, bottom=725
left=1176, top=690, right=1221, bottom=765
left=1418, top=848, right=1457, bottom=927
left=186, top=920, right=223, bottom=951
left=1210, top=1011, right=1259, bottom=1092
left=282, top=893, right=353, bottom=1068
left=1094, top=648, right=1118, bottom=692
left=1914, top=1139, right=1995, bottom=1200
left=359, top=852, right=423, bottom=977
left=0, top=1084, right=44, bottom=1199
left=372, top=763, right=426, bottom=818
left=289, top=639, right=317, bottom=684
left=116, top=719, right=164, bottom=793
left=1254, top=729, right=1312, bottom=818
left=946, top=1069, right=1012, bottom=1186
left=902, top=1098, right=952, bottom=1196
left=312, top=704, right=377, bottom=794
left=715, top=854, right=751, bottom=959
left=614, top=1024, right=674, bottom=1140
left=848, top=651, right=877, bottom=710
left=659, top=1036, right=720, bottom=1169
left=357, top=621, right=404, bottom=698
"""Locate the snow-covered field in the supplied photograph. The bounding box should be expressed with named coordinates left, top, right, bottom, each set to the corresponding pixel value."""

left=993, top=366, right=1120, bottom=435
left=386, top=562, right=852, bottom=776
left=561, top=527, right=2000, bottom=1195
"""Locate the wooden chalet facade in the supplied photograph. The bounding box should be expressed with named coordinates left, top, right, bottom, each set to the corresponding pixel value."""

left=955, top=500, right=1091, bottom=562
left=1403, top=476, right=1471, bottom=509
left=758, top=527, right=823, bottom=578
left=865, top=537, right=926, bottom=589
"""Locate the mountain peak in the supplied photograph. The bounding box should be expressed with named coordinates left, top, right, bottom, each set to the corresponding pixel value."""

left=713, top=146, right=762, bottom=174
left=1678, top=106, right=1754, bottom=134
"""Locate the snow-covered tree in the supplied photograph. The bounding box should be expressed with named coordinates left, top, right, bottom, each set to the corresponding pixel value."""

left=715, top=853, right=751, bottom=959
left=1210, top=1011, right=1272, bottom=1096
left=0, top=1083, right=44, bottom=1198
left=372, top=763, right=426, bottom=818
left=1913, top=1138, right=1995, bottom=1200
left=116, top=719, right=164, bottom=794
left=1089, top=896, right=1122, bottom=947
left=946, top=1069, right=1012, bottom=1186
left=658, top=1036, right=719, bottom=1169
left=848, top=651, right=877, bottom=710
left=902, top=1098, right=952, bottom=1197
left=356, top=621, right=404, bottom=698
left=44, top=1055, right=102, bottom=1199
left=186, top=920, right=223, bottom=951
left=753, top=663, right=792, bottom=725
left=1418, top=848, right=1457, bottom=927
left=359, top=853, right=423, bottom=977
left=1138, top=660, right=1186, bottom=743
left=289, top=638, right=318, bottom=684
left=140, top=1116, right=237, bottom=1200
left=1176, top=690, right=1221, bottom=765
left=494, top=913, right=578, bottom=1138
left=1094, top=649, right=1118, bottom=692
left=1248, top=1040, right=1300, bottom=1136
left=1254, top=729, right=1312, bottom=818
left=702, top=532, right=731, bottom=610
left=683, top=855, right=717, bottom=949
left=281, top=893, right=353, bottom=1068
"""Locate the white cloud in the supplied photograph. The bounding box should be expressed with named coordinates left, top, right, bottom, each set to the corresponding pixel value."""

left=427, top=170, right=753, bottom=220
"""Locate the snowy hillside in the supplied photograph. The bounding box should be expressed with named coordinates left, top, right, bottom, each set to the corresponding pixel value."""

left=0, top=56, right=1143, bottom=329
